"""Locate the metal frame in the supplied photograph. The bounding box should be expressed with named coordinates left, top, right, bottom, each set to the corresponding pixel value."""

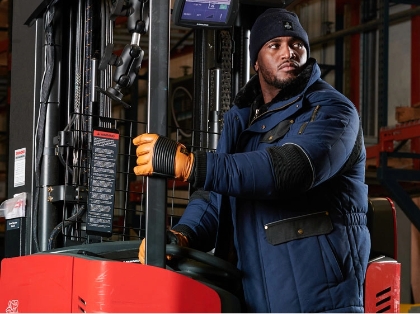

left=375, top=1, right=420, bottom=233
left=7, top=0, right=45, bottom=256
left=144, top=0, right=171, bottom=267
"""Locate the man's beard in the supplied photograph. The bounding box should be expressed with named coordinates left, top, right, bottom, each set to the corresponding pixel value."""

left=260, top=67, right=299, bottom=90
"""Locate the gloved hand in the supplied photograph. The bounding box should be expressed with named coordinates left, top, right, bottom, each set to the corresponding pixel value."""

left=133, top=133, right=195, bottom=182
left=138, top=229, right=189, bottom=264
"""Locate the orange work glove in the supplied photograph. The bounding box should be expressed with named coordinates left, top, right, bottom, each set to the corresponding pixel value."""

left=138, top=229, right=189, bottom=264
left=133, top=133, right=195, bottom=182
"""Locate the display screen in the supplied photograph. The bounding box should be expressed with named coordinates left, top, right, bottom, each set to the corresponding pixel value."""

left=180, top=0, right=232, bottom=24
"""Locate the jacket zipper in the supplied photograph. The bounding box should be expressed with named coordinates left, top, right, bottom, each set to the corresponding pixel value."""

left=250, top=95, right=302, bottom=126
left=298, top=104, right=321, bottom=134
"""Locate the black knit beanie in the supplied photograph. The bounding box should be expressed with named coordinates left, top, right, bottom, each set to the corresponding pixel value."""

left=249, top=8, right=310, bottom=66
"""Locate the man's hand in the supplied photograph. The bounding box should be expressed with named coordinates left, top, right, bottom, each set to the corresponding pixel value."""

left=133, top=133, right=195, bottom=182
left=138, top=229, right=189, bottom=264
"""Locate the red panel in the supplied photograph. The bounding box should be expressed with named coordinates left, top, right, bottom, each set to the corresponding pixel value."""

left=72, top=258, right=221, bottom=313
left=411, top=9, right=420, bottom=168
left=364, top=259, right=401, bottom=313
left=0, top=254, right=74, bottom=313
left=367, top=120, right=420, bottom=167
left=0, top=253, right=222, bottom=313
left=380, top=120, right=420, bottom=152
left=411, top=10, right=420, bottom=105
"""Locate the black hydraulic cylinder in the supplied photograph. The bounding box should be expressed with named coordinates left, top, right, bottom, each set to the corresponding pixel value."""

left=36, top=2, right=63, bottom=251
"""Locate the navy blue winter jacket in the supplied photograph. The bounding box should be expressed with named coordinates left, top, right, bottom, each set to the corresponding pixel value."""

left=174, top=58, right=371, bottom=312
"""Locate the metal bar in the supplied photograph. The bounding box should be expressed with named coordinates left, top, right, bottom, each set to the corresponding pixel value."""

left=377, top=0, right=390, bottom=178
left=145, top=0, right=170, bottom=268
left=334, top=0, right=344, bottom=93
left=378, top=166, right=420, bottom=232
left=192, top=29, right=207, bottom=152
left=192, top=29, right=214, bottom=152
left=349, top=0, right=361, bottom=111
left=386, top=152, right=420, bottom=159
left=310, top=6, right=420, bottom=47
left=380, top=120, right=420, bottom=152
left=65, top=1, right=76, bottom=124
left=122, top=77, right=139, bottom=239
left=361, top=0, right=378, bottom=139
left=378, top=0, right=389, bottom=130
left=391, top=0, right=420, bottom=4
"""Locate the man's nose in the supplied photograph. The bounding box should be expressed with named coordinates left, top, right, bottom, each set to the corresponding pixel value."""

left=281, top=46, right=295, bottom=59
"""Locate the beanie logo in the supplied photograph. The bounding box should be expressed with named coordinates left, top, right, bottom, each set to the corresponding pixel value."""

left=283, top=21, right=293, bottom=30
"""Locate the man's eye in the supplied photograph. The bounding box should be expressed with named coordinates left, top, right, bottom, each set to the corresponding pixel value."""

left=293, top=42, right=303, bottom=49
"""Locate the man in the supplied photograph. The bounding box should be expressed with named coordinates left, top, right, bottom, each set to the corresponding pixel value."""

left=133, top=8, right=370, bottom=313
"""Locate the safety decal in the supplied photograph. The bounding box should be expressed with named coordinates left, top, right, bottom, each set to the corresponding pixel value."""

left=6, top=300, right=18, bottom=313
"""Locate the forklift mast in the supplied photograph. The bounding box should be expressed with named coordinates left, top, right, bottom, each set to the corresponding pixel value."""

left=5, top=0, right=284, bottom=261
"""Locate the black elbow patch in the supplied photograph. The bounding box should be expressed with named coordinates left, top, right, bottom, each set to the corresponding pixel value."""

left=266, top=144, right=313, bottom=195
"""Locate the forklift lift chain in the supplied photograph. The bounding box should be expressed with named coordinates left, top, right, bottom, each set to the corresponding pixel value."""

left=219, top=29, right=233, bottom=128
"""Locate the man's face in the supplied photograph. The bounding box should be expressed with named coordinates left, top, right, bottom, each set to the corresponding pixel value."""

left=255, top=36, right=308, bottom=92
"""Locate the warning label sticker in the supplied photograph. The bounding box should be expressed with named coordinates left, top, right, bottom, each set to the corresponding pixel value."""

left=14, top=148, right=26, bottom=187
left=87, top=128, right=119, bottom=237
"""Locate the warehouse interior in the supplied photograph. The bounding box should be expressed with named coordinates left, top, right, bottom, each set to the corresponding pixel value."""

left=0, top=0, right=420, bottom=312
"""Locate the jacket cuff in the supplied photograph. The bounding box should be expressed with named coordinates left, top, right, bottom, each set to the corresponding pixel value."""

left=172, top=224, right=199, bottom=250
left=190, top=151, right=207, bottom=188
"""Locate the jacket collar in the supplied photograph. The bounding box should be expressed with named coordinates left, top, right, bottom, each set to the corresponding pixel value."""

left=233, top=58, right=320, bottom=110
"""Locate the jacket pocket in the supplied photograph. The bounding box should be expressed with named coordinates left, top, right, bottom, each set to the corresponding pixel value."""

left=264, top=211, right=333, bottom=245
left=319, top=235, right=344, bottom=283
left=298, top=105, right=320, bottom=134
left=260, top=119, right=293, bottom=143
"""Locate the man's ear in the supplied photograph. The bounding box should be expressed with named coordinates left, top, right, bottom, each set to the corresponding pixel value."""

left=254, top=61, right=259, bottom=72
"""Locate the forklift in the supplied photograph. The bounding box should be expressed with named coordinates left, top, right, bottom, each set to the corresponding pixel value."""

left=0, top=0, right=400, bottom=312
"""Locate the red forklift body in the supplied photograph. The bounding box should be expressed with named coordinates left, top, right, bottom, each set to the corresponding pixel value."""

left=364, top=257, right=401, bottom=313
left=0, top=254, right=221, bottom=313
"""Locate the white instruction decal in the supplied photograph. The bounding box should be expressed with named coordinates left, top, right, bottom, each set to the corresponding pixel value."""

left=14, top=148, right=26, bottom=187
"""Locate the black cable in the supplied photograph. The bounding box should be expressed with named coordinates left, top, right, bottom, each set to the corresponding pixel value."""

left=57, top=147, right=74, bottom=177
left=47, top=205, right=86, bottom=250
left=33, top=5, right=56, bottom=253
